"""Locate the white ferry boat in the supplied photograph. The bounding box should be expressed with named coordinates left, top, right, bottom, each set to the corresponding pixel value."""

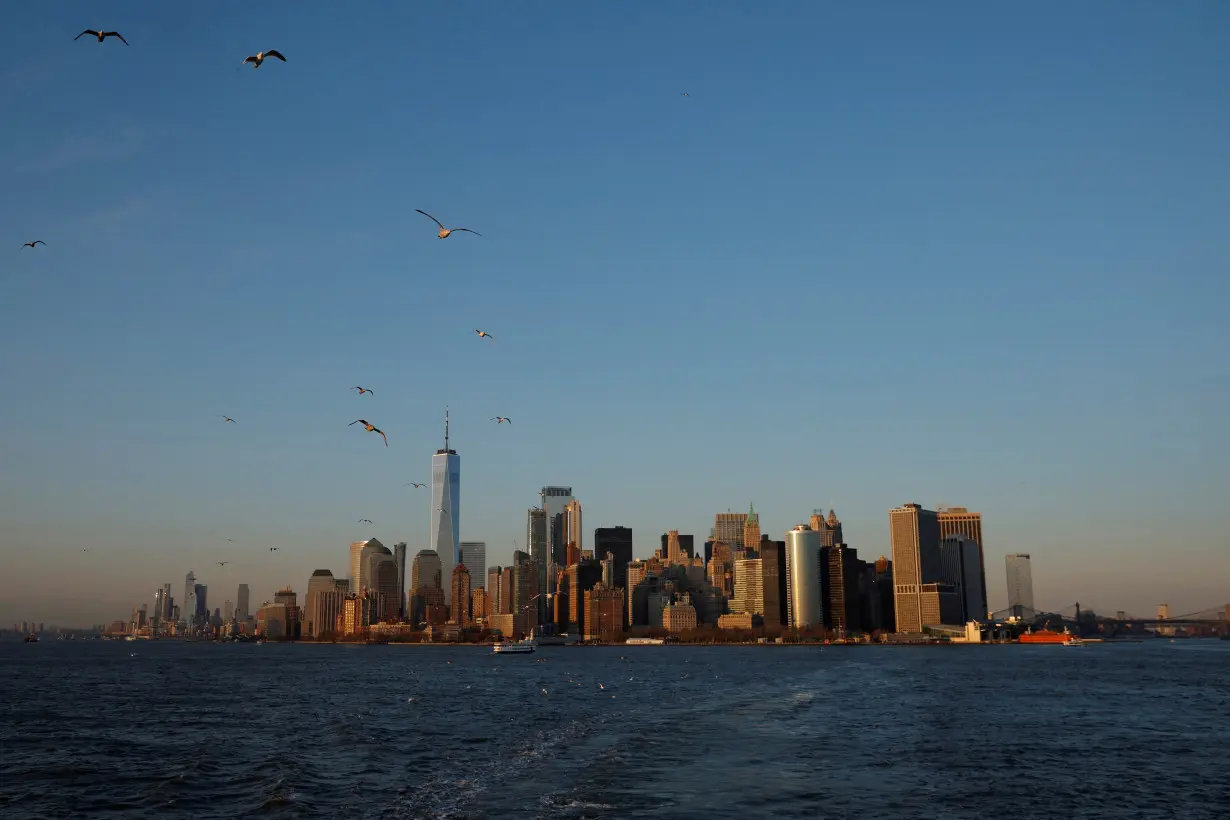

left=624, top=637, right=665, bottom=646
left=493, top=638, right=536, bottom=654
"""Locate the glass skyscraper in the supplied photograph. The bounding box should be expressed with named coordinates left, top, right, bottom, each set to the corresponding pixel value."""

left=431, top=409, right=461, bottom=604
left=1005, top=553, right=1034, bottom=618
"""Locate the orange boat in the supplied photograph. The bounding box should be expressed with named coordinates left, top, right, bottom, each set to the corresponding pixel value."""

left=1018, top=627, right=1075, bottom=644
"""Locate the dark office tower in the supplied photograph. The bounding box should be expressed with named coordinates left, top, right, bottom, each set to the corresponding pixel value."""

left=937, top=507, right=988, bottom=620
left=527, top=506, right=548, bottom=623
left=511, top=550, right=536, bottom=624
left=758, top=537, right=787, bottom=629
left=939, top=534, right=987, bottom=622
left=594, top=526, right=633, bottom=589
left=194, top=584, right=208, bottom=622
left=703, top=539, right=715, bottom=565
left=393, top=542, right=408, bottom=618
left=870, top=557, right=895, bottom=632
left=826, top=543, right=864, bottom=633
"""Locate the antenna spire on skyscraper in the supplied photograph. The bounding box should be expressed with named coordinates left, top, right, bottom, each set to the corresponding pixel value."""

left=444, top=405, right=450, bottom=450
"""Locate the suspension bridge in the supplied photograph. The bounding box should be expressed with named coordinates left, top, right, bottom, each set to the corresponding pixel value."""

left=987, top=602, right=1230, bottom=637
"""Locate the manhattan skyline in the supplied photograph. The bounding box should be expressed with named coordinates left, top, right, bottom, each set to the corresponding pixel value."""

left=1, top=2, right=1227, bottom=623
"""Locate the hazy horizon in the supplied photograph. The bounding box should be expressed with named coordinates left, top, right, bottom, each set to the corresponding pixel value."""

left=2, top=1, right=1226, bottom=626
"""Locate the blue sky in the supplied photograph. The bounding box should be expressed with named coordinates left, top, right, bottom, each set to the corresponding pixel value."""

left=1, top=1, right=1227, bottom=625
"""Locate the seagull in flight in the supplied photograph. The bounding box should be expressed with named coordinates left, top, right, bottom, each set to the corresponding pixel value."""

left=75, top=30, right=129, bottom=45
left=416, top=209, right=482, bottom=240
left=352, top=386, right=374, bottom=395
left=475, top=329, right=493, bottom=340
left=243, top=49, right=286, bottom=69
left=217, top=561, right=229, bottom=567
left=219, top=415, right=236, bottom=424
left=490, top=417, right=511, bottom=424
left=681, top=92, right=690, bottom=97
left=348, top=419, right=388, bottom=447
left=357, top=518, right=373, bottom=525
left=21, top=241, right=46, bottom=250
left=406, top=482, right=426, bottom=489
left=269, top=547, right=279, bottom=552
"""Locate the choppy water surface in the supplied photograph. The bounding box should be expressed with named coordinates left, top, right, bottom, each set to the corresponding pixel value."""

left=1, top=640, right=1227, bottom=819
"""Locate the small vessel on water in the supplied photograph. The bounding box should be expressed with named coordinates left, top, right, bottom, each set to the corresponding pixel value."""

left=493, top=638, right=536, bottom=654
left=624, top=637, right=665, bottom=646
left=1063, top=637, right=1086, bottom=647
left=23, top=634, right=39, bottom=643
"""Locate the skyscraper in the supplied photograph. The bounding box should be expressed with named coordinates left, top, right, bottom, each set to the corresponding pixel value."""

left=938, top=507, right=988, bottom=621
left=743, top=504, right=761, bottom=553
left=393, top=542, right=408, bottom=618
left=184, top=572, right=196, bottom=626
left=1005, top=553, right=1034, bottom=618
left=593, top=526, right=633, bottom=589
left=715, top=511, right=748, bottom=551
left=431, top=409, right=461, bottom=603
left=540, top=487, right=573, bottom=623
left=889, top=503, right=942, bottom=633
left=459, top=542, right=487, bottom=577
left=564, top=499, right=583, bottom=552
left=412, top=549, right=442, bottom=591
left=348, top=540, right=367, bottom=594
left=541, top=487, right=574, bottom=567
left=785, top=526, right=823, bottom=629
left=939, top=534, right=987, bottom=622
left=451, top=564, right=472, bottom=625
left=236, top=584, right=250, bottom=621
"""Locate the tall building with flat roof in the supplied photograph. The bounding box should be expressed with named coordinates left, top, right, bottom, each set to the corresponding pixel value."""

left=459, top=542, right=486, bottom=577
left=412, top=549, right=442, bottom=591
left=540, top=487, right=572, bottom=622
left=1005, top=553, right=1034, bottom=618
left=715, top=511, right=748, bottom=551
left=593, top=526, right=633, bottom=589
left=938, top=507, right=987, bottom=620
left=431, top=409, right=461, bottom=603
left=785, top=526, right=823, bottom=629
left=939, top=534, right=987, bottom=622
left=564, top=499, right=583, bottom=553
left=889, top=503, right=942, bottom=633
left=451, top=564, right=472, bottom=625
left=236, top=584, right=249, bottom=621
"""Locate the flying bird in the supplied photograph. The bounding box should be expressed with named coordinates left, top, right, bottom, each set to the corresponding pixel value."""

left=490, top=417, right=511, bottom=424
left=21, top=241, right=45, bottom=250
left=357, top=518, right=373, bottom=525
left=415, top=209, right=482, bottom=240
left=243, top=49, right=286, bottom=69
left=352, top=386, right=374, bottom=395
left=406, top=482, right=425, bottom=489
left=75, top=30, right=129, bottom=45
left=474, top=329, right=493, bottom=340
left=681, top=92, right=690, bottom=97
left=217, top=561, right=229, bottom=567
left=348, top=419, right=388, bottom=447
left=269, top=547, right=279, bottom=552
left=219, top=415, right=236, bottom=424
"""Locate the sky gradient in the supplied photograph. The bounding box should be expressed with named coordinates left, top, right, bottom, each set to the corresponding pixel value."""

left=1, top=1, right=1227, bottom=625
